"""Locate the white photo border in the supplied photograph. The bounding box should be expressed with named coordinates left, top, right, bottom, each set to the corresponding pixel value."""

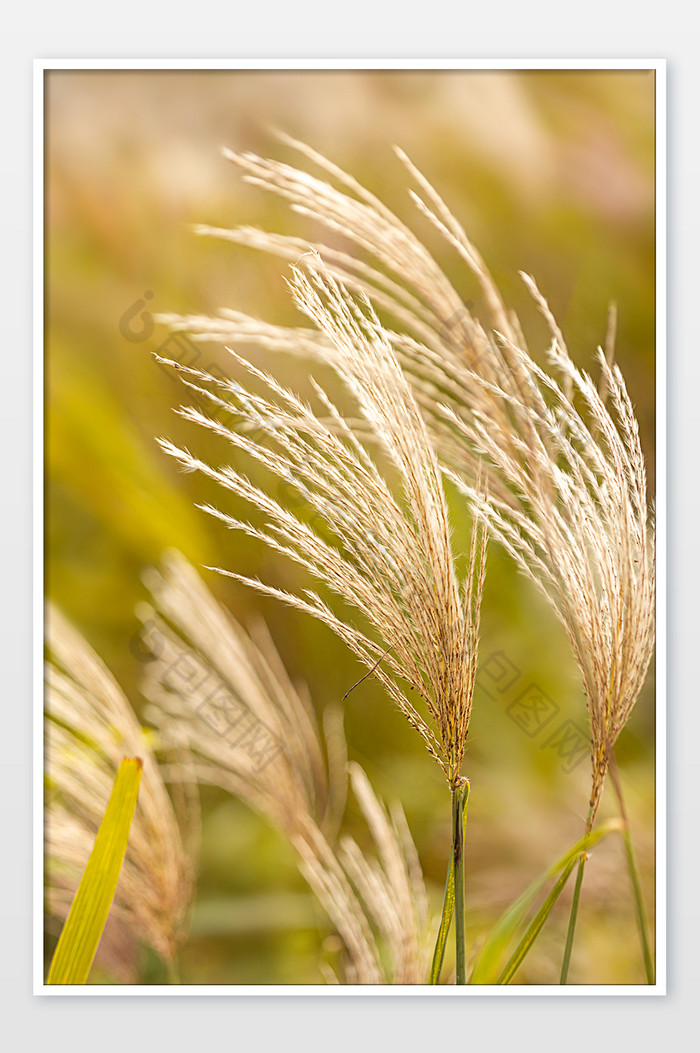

left=34, top=58, right=666, bottom=997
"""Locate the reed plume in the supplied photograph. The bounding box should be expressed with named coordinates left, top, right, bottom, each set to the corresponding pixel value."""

left=139, top=550, right=432, bottom=984
left=158, top=263, right=487, bottom=792
left=46, top=558, right=434, bottom=984
left=158, top=256, right=489, bottom=983
left=163, top=136, right=654, bottom=827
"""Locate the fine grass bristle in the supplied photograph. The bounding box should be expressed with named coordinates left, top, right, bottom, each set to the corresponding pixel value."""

left=167, top=137, right=654, bottom=823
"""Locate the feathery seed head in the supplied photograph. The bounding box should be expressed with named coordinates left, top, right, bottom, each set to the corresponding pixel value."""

left=159, top=261, right=487, bottom=789
left=164, top=136, right=654, bottom=821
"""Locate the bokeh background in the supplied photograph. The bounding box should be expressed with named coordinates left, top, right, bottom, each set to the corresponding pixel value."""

left=45, top=68, right=656, bottom=984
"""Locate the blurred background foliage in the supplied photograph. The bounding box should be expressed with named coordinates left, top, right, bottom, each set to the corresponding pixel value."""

left=45, top=69, right=656, bottom=984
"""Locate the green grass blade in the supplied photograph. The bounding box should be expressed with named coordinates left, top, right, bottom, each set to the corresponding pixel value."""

left=428, top=849, right=455, bottom=984
left=47, top=757, right=143, bottom=985
left=559, top=852, right=587, bottom=983
left=498, top=859, right=576, bottom=984
left=429, top=780, right=469, bottom=985
left=469, top=819, right=619, bottom=985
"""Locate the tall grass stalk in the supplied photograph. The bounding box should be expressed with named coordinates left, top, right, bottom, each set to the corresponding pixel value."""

left=559, top=801, right=594, bottom=983
left=560, top=760, right=654, bottom=985
left=430, top=779, right=469, bottom=984
left=452, top=779, right=469, bottom=984
left=559, top=853, right=588, bottom=983
left=609, top=756, right=655, bottom=983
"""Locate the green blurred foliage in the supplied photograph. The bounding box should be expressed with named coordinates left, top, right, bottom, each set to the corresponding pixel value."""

left=45, top=69, right=656, bottom=985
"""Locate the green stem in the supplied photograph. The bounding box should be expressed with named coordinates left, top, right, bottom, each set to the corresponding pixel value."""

left=559, top=851, right=587, bottom=984
left=453, top=778, right=468, bottom=985
left=429, top=779, right=469, bottom=984
left=609, top=755, right=655, bottom=984
left=429, top=846, right=456, bottom=985
left=560, top=800, right=595, bottom=984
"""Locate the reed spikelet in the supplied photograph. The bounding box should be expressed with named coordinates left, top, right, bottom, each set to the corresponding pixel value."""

left=158, top=264, right=487, bottom=791
left=163, top=136, right=654, bottom=826
left=441, top=322, right=655, bottom=824
left=45, top=606, right=196, bottom=977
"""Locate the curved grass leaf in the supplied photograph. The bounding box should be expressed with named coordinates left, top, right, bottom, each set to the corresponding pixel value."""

left=498, top=859, right=576, bottom=984
left=47, top=757, right=143, bottom=985
left=428, top=855, right=456, bottom=985
left=469, top=819, right=620, bottom=985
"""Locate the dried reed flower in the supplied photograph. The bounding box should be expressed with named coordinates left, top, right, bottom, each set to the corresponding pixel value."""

left=45, top=605, right=196, bottom=975
left=139, top=550, right=432, bottom=983
left=158, top=263, right=487, bottom=791
left=441, top=324, right=655, bottom=823
left=164, top=137, right=654, bottom=824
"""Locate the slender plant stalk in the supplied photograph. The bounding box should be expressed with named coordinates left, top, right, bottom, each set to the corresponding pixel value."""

left=560, top=803, right=594, bottom=984
left=609, top=755, right=655, bottom=983
left=559, top=856, right=587, bottom=983
left=430, top=779, right=470, bottom=984
left=561, top=756, right=655, bottom=985
left=452, top=778, right=469, bottom=984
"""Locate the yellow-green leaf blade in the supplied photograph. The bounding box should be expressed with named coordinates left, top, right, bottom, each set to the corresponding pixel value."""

left=469, top=819, right=621, bottom=985
left=47, top=757, right=143, bottom=985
